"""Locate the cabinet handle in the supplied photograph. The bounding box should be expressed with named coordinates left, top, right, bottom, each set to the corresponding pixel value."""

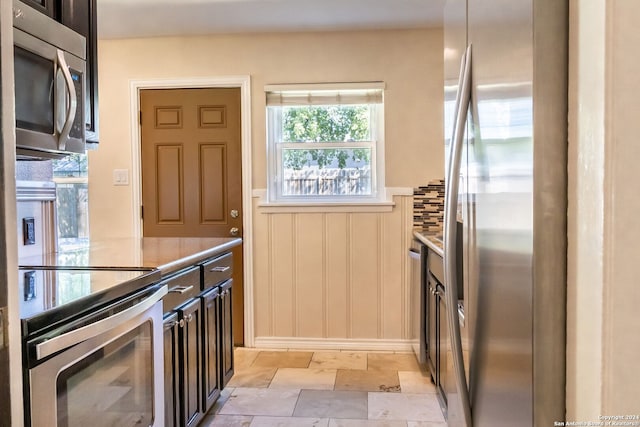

left=179, top=319, right=185, bottom=328
left=210, top=266, right=230, bottom=273
left=164, top=320, right=178, bottom=329
left=186, top=314, right=194, bottom=323
left=168, top=285, right=194, bottom=294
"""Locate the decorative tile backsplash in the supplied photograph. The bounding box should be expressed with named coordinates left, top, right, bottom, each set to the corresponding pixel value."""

left=413, top=179, right=445, bottom=230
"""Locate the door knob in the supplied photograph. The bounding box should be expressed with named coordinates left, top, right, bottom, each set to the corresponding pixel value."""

left=230, top=227, right=239, bottom=236
left=230, top=209, right=239, bottom=218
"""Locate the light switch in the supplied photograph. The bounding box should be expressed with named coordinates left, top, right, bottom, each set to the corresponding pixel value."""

left=113, top=169, right=129, bottom=186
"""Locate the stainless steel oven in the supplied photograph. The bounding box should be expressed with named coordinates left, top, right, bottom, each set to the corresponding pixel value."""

left=20, top=268, right=165, bottom=427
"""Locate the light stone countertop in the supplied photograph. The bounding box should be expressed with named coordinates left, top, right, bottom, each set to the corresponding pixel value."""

left=19, top=236, right=242, bottom=276
left=413, top=228, right=443, bottom=258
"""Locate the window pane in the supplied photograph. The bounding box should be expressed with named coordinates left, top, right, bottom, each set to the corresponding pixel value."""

left=281, top=148, right=372, bottom=196
left=282, top=105, right=371, bottom=142
left=52, top=154, right=89, bottom=250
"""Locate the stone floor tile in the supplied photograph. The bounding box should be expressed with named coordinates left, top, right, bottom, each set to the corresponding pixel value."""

left=368, top=393, right=445, bottom=422
left=219, top=387, right=300, bottom=416
left=334, top=369, right=400, bottom=392
left=309, top=352, right=367, bottom=370
left=200, top=414, right=254, bottom=426
left=293, top=390, right=368, bottom=419
left=250, top=416, right=330, bottom=426
left=367, top=354, right=421, bottom=372
left=227, top=367, right=277, bottom=388
left=269, top=368, right=337, bottom=390
left=253, top=351, right=313, bottom=368
left=406, top=422, right=447, bottom=427
left=397, top=371, right=436, bottom=394
left=210, top=387, right=235, bottom=414
left=235, top=348, right=261, bottom=369
left=329, top=419, right=408, bottom=426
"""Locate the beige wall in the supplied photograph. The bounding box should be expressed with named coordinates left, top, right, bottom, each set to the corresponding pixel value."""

left=600, top=0, right=640, bottom=413
left=94, top=29, right=444, bottom=344
left=568, top=0, right=640, bottom=418
left=93, top=29, right=443, bottom=239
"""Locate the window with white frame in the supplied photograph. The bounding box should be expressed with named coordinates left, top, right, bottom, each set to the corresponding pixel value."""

left=266, top=83, right=385, bottom=203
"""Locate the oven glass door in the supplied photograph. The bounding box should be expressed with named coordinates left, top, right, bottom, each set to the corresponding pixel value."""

left=29, top=301, right=164, bottom=427
left=56, top=323, right=153, bottom=426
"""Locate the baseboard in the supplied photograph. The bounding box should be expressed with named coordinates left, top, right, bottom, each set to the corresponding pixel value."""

left=251, top=337, right=414, bottom=352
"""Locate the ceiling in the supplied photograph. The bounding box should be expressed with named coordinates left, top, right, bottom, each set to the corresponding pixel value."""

left=96, top=0, right=445, bottom=39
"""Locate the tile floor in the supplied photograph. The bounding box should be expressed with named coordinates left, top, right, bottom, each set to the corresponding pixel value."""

left=200, top=348, right=446, bottom=427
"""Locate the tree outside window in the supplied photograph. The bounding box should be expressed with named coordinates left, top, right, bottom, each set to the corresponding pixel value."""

left=266, top=84, right=384, bottom=202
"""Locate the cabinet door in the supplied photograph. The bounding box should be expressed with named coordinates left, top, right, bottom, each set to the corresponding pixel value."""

left=201, top=287, right=221, bottom=411
left=59, top=0, right=99, bottom=142
left=427, top=274, right=437, bottom=377
left=21, top=0, right=56, bottom=18
left=219, top=279, right=234, bottom=388
left=436, top=285, right=448, bottom=410
left=163, top=313, right=180, bottom=427
left=179, top=298, right=204, bottom=427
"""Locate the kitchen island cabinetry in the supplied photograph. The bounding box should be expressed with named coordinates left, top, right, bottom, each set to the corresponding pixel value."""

left=18, top=236, right=241, bottom=427
left=201, top=287, right=221, bottom=412
left=180, top=297, right=204, bottom=427
left=161, top=250, right=235, bottom=427
left=219, top=279, right=234, bottom=388
left=164, top=312, right=181, bottom=427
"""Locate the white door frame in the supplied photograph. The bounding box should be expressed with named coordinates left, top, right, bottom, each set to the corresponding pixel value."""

left=129, top=76, right=255, bottom=347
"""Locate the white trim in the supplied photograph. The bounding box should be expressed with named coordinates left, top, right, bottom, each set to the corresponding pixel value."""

left=385, top=187, right=414, bottom=197
left=252, top=337, right=413, bottom=352
left=264, top=81, right=386, bottom=92
left=252, top=187, right=413, bottom=213
left=129, top=75, right=255, bottom=347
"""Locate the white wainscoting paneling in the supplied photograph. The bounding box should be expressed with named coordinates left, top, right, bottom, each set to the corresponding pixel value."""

left=252, top=190, right=414, bottom=348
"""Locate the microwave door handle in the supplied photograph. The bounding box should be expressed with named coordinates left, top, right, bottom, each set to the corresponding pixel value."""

left=55, top=50, right=77, bottom=151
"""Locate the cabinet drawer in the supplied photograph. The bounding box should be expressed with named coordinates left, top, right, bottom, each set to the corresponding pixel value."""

left=201, top=252, right=233, bottom=290
left=428, top=250, right=444, bottom=285
left=162, top=266, right=201, bottom=312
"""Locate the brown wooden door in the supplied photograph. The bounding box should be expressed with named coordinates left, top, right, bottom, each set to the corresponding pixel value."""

left=140, top=88, right=244, bottom=345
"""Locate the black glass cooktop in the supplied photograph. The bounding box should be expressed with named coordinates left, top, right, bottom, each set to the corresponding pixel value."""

left=19, top=267, right=161, bottom=338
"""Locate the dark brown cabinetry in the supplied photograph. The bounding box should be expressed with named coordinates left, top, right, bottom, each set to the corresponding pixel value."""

left=164, top=312, right=181, bottom=427
left=201, top=287, right=220, bottom=412
left=180, top=298, right=204, bottom=427
left=219, top=279, right=234, bottom=388
left=427, top=249, right=448, bottom=416
left=22, top=0, right=99, bottom=142
left=162, top=253, right=234, bottom=427
left=58, top=0, right=98, bottom=142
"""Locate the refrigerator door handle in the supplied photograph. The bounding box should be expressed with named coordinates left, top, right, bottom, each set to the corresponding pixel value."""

left=444, top=44, right=473, bottom=427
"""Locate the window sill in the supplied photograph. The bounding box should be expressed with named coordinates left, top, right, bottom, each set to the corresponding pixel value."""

left=253, top=188, right=412, bottom=213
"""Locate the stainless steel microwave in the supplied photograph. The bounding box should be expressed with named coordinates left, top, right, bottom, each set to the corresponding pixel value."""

left=13, top=0, right=86, bottom=160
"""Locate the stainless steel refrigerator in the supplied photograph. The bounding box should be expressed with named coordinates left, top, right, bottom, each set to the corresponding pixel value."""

left=442, top=0, right=568, bottom=426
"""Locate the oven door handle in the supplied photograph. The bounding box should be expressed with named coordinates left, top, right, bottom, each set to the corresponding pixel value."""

left=35, top=285, right=168, bottom=361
